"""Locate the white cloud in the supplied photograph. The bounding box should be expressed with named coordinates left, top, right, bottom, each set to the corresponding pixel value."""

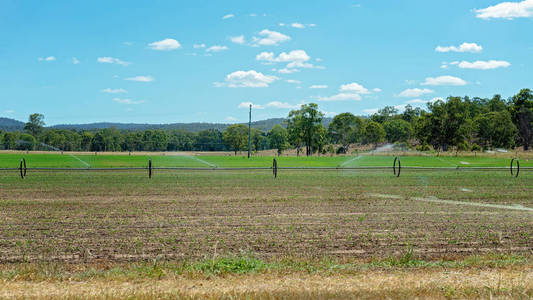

left=238, top=102, right=264, bottom=109
left=277, top=68, right=299, bottom=74
left=257, top=50, right=323, bottom=70
left=265, top=101, right=300, bottom=109
left=238, top=101, right=300, bottom=109
left=97, top=57, right=130, bottom=66
left=252, top=29, right=291, bottom=46
left=72, top=57, right=80, bottom=64
left=225, top=116, right=238, bottom=121
left=193, top=44, right=206, bottom=48
left=373, top=88, right=382, bottom=92
left=101, top=88, right=127, bottom=94
left=291, top=22, right=305, bottom=29
left=398, top=88, right=434, bottom=98
left=286, top=79, right=301, bottom=84
left=125, top=75, right=154, bottom=82
left=249, top=13, right=257, bottom=17
left=457, top=60, right=511, bottom=70
left=340, top=82, right=370, bottom=94
left=406, top=99, right=428, bottom=104
left=475, top=0, right=533, bottom=19
left=321, top=111, right=337, bottom=117
left=222, top=14, right=235, bottom=19
left=229, top=35, right=245, bottom=44
left=219, top=70, right=278, bottom=88
left=363, top=108, right=379, bottom=115
left=4, top=110, right=14, bottom=114
left=310, top=85, right=328, bottom=89
left=435, top=42, right=483, bottom=53
left=318, top=93, right=362, bottom=101
left=257, top=50, right=310, bottom=63
left=206, top=45, right=228, bottom=52
left=38, top=56, right=56, bottom=62
left=148, top=38, right=181, bottom=51
left=123, top=42, right=133, bottom=46
left=421, top=75, right=467, bottom=86
left=113, top=98, right=144, bottom=105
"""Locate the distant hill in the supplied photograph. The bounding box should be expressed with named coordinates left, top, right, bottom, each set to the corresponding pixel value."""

left=0, top=117, right=333, bottom=133
left=0, top=117, right=24, bottom=131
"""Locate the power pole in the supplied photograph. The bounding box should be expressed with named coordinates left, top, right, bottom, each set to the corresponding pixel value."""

left=248, top=104, right=252, bottom=158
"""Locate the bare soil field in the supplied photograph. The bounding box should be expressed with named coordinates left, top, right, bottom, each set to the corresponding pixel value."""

left=0, top=169, right=531, bottom=298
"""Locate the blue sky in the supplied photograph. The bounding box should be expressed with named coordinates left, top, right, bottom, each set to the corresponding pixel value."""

left=1, top=0, right=532, bottom=125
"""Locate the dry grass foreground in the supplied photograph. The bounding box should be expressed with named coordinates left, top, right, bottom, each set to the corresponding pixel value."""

left=0, top=266, right=531, bottom=299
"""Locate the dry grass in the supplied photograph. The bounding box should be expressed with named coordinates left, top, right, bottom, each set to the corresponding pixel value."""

left=0, top=266, right=531, bottom=299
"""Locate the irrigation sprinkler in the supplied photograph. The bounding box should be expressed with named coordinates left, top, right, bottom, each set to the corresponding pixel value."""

left=393, top=157, right=401, bottom=177
left=273, top=158, right=278, bottom=178
left=19, top=158, right=27, bottom=179
left=510, top=158, right=519, bottom=178
left=148, top=159, right=152, bottom=179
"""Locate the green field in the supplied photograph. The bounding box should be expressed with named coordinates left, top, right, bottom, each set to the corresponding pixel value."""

left=0, top=152, right=532, bottom=298
left=0, top=152, right=531, bottom=168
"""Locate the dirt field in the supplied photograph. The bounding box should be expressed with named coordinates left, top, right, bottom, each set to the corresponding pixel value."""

left=0, top=169, right=531, bottom=262
left=0, top=168, right=532, bottom=298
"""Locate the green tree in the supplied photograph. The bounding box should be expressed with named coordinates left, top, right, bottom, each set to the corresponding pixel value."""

left=251, top=128, right=265, bottom=151
left=383, top=119, right=412, bottom=143
left=287, top=103, right=324, bottom=156
left=267, top=125, right=288, bottom=155
left=328, top=112, right=363, bottom=153
left=474, top=111, right=517, bottom=149
left=223, top=124, right=248, bottom=155
left=370, top=106, right=398, bottom=124
left=509, top=89, right=533, bottom=150
left=16, top=133, right=36, bottom=150
left=363, top=121, right=385, bottom=148
left=24, top=113, right=45, bottom=137
left=195, top=129, right=224, bottom=151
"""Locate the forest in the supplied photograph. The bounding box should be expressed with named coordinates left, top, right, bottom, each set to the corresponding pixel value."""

left=1, top=88, right=531, bottom=155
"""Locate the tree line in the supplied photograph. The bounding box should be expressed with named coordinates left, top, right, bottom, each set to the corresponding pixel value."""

left=1, top=88, right=532, bottom=155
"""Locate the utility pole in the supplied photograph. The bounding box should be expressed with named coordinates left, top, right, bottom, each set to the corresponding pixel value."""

left=248, top=104, right=252, bottom=158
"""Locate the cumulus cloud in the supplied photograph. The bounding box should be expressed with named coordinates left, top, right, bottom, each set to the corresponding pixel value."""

left=475, top=0, right=533, bottom=19
left=277, top=68, right=299, bottom=74
left=125, top=75, right=154, bottom=82
left=101, top=88, right=127, bottom=94
left=72, top=57, right=80, bottom=64
left=406, top=99, right=428, bottom=104
left=238, top=101, right=300, bottom=109
left=257, top=50, right=323, bottom=70
left=229, top=35, right=245, bottom=44
left=286, top=79, right=301, bottom=84
left=97, top=57, right=130, bottom=66
left=206, top=45, right=228, bottom=52
left=340, top=82, right=371, bottom=94
left=257, top=50, right=310, bottom=63
left=318, top=93, right=362, bottom=101
left=252, top=29, right=291, bottom=46
left=148, top=38, right=181, bottom=51
left=217, top=70, right=278, bottom=88
left=113, top=98, right=144, bottom=105
left=457, top=60, right=511, bottom=69
left=291, top=22, right=305, bottom=29
left=435, top=42, right=483, bottom=53
left=222, top=14, right=235, bottom=19
left=38, top=56, right=56, bottom=62
left=421, top=75, right=467, bottom=86
left=363, top=108, right=379, bottom=115
left=398, top=88, right=434, bottom=98
left=310, top=85, right=328, bottom=89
